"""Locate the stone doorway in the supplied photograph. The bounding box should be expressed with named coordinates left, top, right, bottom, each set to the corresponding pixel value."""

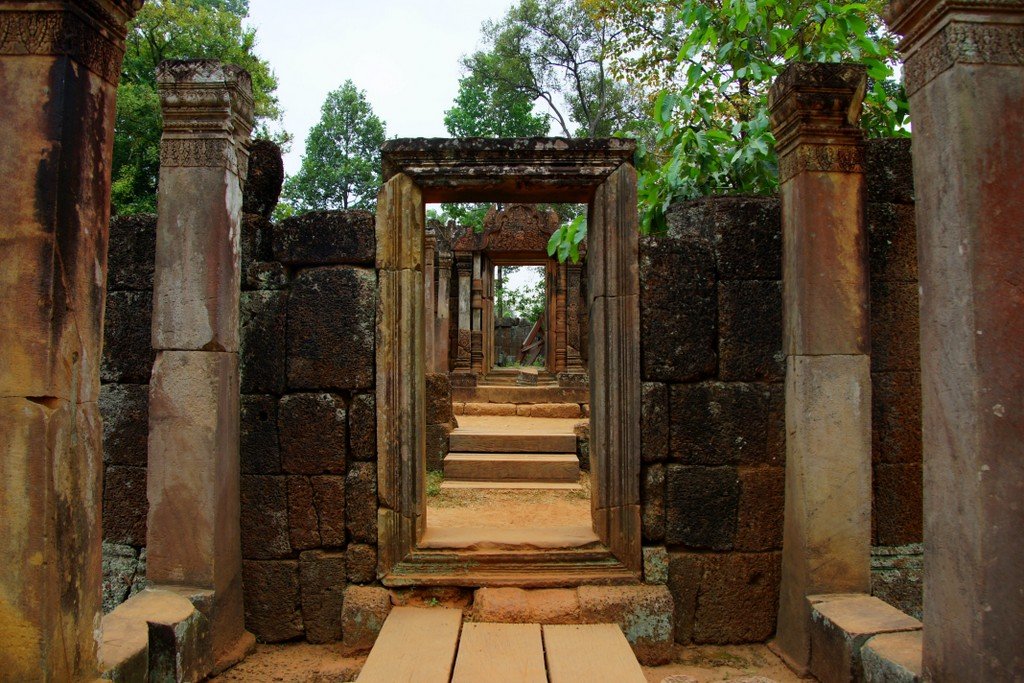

left=375, top=139, right=642, bottom=586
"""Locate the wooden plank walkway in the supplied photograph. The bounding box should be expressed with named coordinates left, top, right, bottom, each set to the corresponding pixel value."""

left=358, top=607, right=646, bottom=683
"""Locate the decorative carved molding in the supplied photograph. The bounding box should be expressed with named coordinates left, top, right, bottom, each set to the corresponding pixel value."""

left=769, top=62, right=867, bottom=183
left=157, top=60, right=255, bottom=178
left=160, top=137, right=233, bottom=169
left=0, top=9, right=124, bottom=84
left=904, top=20, right=1024, bottom=94
left=777, top=143, right=866, bottom=183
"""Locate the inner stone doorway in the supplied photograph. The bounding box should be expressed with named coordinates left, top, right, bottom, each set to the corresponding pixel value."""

left=376, top=138, right=641, bottom=586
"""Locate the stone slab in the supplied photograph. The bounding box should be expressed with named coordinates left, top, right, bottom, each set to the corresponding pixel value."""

left=809, top=593, right=921, bottom=683
left=861, top=630, right=923, bottom=683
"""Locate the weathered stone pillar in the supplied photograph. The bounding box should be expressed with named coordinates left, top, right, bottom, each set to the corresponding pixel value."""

left=424, top=229, right=436, bottom=373
left=471, top=253, right=484, bottom=374
left=0, top=2, right=140, bottom=679
left=565, top=263, right=586, bottom=373
left=885, top=2, right=1024, bottom=678
left=454, top=252, right=473, bottom=374
left=768, top=62, right=872, bottom=673
left=554, top=262, right=568, bottom=373
left=376, top=172, right=426, bottom=572
left=588, top=163, right=643, bottom=573
left=434, top=251, right=452, bottom=373
left=146, top=60, right=254, bottom=671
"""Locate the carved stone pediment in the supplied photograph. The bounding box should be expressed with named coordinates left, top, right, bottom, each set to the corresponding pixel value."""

left=452, top=204, right=561, bottom=255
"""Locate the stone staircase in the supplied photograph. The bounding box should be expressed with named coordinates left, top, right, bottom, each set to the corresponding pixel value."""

left=443, top=422, right=581, bottom=489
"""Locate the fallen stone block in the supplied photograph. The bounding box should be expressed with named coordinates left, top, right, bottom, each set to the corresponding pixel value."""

left=861, top=630, right=923, bottom=682
left=100, top=588, right=212, bottom=682
left=809, top=594, right=922, bottom=683
left=578, top=585, right=674, bottom=665
left=342, top=585, right=392, bottom=653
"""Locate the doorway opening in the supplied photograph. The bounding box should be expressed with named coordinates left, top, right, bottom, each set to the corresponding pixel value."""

left=422, top=203, right=593, bottom=553
left=376, top=139, right=641, bottom=586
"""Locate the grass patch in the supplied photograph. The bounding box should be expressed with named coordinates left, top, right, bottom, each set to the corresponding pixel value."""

left=427, top=470, right=445, bottom=497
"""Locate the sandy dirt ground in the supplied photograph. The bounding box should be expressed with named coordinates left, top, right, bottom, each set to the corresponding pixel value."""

left=212, top=641, right=801, bottom=682
left=427, top=474, right=592, bottom=528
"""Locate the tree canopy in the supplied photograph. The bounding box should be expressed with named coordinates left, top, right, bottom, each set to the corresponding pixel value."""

left=466, top=0, right=640, bottom=139
left=112, top=0, right=282, bottom=215
left=281, top=81, right=387, bottom=212
left=444, top=64, right=550, bottom=138
left=586, top=0, right=908, bottom=232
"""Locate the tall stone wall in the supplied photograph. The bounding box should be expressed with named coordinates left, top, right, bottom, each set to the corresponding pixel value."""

left=236, top=208, right=377, bottom=644
left=101, top=214, right=158, bottom=611
left=865, top=138, right=923, bottom=619
left=640, top=138, right=922, bottom=644
left=641, top=196, right=787, bottom=645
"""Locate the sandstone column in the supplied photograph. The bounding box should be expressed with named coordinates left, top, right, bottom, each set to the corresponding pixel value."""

left=768, top=62, right=872, bottom=672
left=471, top=253, right=484, bottom=375
left=424, top=229, right=436, bottom=372
left=0, top=2, right=140, bottom=679
left=885, top=2, right=1024, bottom=678
left=434, top=251, right=453, bottom=373
left=146, top=60, right=254, bottom=671
left=565, top=262, right=586, bottom=374
left=376, top=172, right=426, bottom=574
left=588, top=163, right=643, bottom=573
left=453, top=252, right=473, bottom=374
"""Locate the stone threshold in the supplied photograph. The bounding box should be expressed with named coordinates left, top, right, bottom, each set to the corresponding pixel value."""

left=419, top=524, right=600, bottom=550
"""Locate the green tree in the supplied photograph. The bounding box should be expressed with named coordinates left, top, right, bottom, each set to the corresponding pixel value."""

left=112, top=0, right=283, bottom=215
left=467, top=0, right=639, bottom=138
left=445, top=64, right=550, bottom=137
left=282, top=81, right=386, bottom=212
left=587, top=0, right=908, bottom=232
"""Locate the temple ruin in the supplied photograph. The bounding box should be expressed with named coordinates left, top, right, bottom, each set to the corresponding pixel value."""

left=0, top=0, right=1022, bottom=680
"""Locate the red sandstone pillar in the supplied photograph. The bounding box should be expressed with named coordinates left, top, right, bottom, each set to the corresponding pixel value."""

left=0, top=2, right=140, bottom=679
left=145, top=60, right=254, bottom=672
left=453, top=252, right=473, bottom=374
left=434, top=251, right=452, bottom=373
left=886, top=1, right=1024, bottom=678
left=424, top=229, right=436, bottom=372
left=768, top=62, right=872, bottom=673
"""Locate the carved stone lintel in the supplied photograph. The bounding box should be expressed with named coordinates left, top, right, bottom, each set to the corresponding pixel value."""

left=768, top=62, right=867, bottom=184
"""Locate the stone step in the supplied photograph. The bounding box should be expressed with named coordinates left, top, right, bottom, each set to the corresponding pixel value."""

left=444, top=453, right=580, bottom=483
left=449, top=431, right=577, bottom=454
left=439, top=480, right=583, bottom=490
left=453, top=384, right=588, bottom=405
left=455, top=402, right=582, bottom=418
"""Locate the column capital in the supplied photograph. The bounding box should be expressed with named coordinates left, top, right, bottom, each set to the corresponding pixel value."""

left=455, top=251, right=473, bottom=273
left=0, top=1, right=145, bottom=84
left=768, top=62, right=867, bottom=183
left=886, top=0, right=1024, bottom=95
left=158, top=59, right=255, bottom=176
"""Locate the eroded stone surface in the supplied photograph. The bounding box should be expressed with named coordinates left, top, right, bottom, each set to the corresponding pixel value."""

left=274, top=210, right=375, bottom=266
left=287, top=267, right=376, bottom=390
left=341, top=586, right=392, bottom=653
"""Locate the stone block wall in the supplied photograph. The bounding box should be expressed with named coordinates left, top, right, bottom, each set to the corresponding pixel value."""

left=865, top=138, right=923, bottom=619
left=101, top=213, right=157, bottom=612
left=237, top=208, right=377, bottom=643
left=641, top=195, right=786, bottom=645
left=642, top=138, right=922, bottom=644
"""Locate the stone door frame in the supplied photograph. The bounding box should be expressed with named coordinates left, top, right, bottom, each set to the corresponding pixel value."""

left=486, top=254, right=555, bottom=375
left=375, top=139, right=642, bottom=586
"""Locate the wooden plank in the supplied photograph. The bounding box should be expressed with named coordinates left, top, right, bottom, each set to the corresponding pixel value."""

left=357, top=607, right=462, bottom=683
left=543, top=624, right=646, bottom=683
left=452, top=623, right=546, bottom=683
left=449, top=432, right=577, bottom=453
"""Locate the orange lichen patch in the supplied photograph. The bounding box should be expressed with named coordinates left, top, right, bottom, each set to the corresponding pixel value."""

left=0, top=597, right=42, bottom=678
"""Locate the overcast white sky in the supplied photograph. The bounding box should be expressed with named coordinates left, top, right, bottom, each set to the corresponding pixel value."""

left=247, top=0, right=521, bottom=176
